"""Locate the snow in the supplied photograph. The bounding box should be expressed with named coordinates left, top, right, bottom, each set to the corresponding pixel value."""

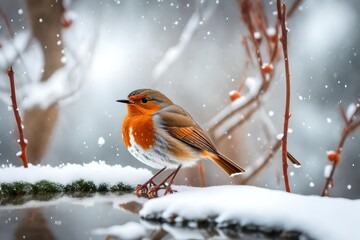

left=97, top=136, right=105, bottom=146
left=346, top=102, right=357, bottom=120
left=20, top=65, right=71, bottom=110
left=324, top=164, right=333, bottom=178
left=152, top=1, right=216, bottom=80
left=0, top=31, right=32, bottom=70
left=208, top=77, right=262, bottom=139
left=0, top=161, right=152, bottom=187
left=93, top=222, right=146, bottom=239
left=140, top=185, right=360, bottom=240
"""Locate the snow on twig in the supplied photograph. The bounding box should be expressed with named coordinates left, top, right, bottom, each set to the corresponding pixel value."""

left=206, top=77, right=262, bottom=139
left=206, top=0, right=280, bottom=140
left=152, top=0, right=216, bottom=80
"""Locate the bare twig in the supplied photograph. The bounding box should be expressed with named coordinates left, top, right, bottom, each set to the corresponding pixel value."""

left=239, top=108, right=300, bottom=185
left=206, top=0, right=271, bottom=136
left=7, top=67, right=28, bottom=168
left=321, top=100, right=360, bottom=196
left=277, top=0, right=292, bottom=192
left=207, top=0, right=284, bottom=137
left=241, top=139, right=281, bottom=184
left=287, top=0, right=302, bottom=18
left=239, top=0, right=266, bottom=86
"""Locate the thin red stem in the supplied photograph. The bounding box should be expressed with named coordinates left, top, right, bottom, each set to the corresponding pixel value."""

left=238, top=0, right=266, bottom=85
left=277, top=0, right=291, bottom=192
left=7, top=67, right=28, bottom=168
left=321, top=100, right=360, bottom=196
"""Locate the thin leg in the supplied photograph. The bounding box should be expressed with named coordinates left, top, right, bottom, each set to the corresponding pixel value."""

left=164, top=165, right=182, bottom=195
left=148, top=165, right=182, bottom=198
left=135, top=167, right=166, bottom=197
left=198, top=162, right=206, bottom=187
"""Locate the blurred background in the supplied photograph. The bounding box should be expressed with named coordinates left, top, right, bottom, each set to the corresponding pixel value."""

left=0, top=0, right=359, bottom=198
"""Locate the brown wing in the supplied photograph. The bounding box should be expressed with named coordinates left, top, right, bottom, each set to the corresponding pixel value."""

left=166, top=127, right=217, bottom=153
left=156, top=105, right=217, bottom=153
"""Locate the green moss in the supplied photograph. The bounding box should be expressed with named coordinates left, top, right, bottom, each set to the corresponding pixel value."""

left=97, top=183, right=109, bottom=192
left=32, top=180, right=64, bottom=194
left=0, top=180, right=134, bottom=198
left=110, top=183, right=133, bottom=192
left=0, top=182, right=32, bottom=196
left=64, top=179, right=97, bottom=192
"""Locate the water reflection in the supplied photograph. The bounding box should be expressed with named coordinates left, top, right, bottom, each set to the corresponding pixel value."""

left=1, top=194, right=304, bottom=240
left=0, top=193, right=141, bottom=240
left=14, top=208, right=54, bottom=240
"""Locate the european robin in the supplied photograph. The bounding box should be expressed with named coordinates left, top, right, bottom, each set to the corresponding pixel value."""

left=117, top=89, right=245, bottom=198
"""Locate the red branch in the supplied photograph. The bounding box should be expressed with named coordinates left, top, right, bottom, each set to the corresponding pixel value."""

left=277, top=0, right=291, bottom=192
left=7, top=67, right=28, bottom=168
left=321, top=100, right=360, bottom=196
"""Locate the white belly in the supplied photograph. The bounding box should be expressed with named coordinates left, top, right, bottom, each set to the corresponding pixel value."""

left=127, top=128, right=197, bottom=169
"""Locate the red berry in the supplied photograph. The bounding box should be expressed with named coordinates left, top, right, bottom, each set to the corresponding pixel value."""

left=261, top=63, right=273, bottom=74
left=229, top=90, right=240, bottom=102
left=327, top=151, right=340, bottom=165
left=61, top=16, right=73, bottom=28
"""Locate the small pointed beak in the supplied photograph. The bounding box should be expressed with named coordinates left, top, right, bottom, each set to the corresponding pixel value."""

left=116, top=99, right=134, bottom=104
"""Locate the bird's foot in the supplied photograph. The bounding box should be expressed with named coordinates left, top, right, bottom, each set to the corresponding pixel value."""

left=135, top=180, right=156, bottom=197
left=147, top=182, right=177, bottom=198
left=135, top=167, right=167, bottom=197
left=147, top=165, right=181, bottom=198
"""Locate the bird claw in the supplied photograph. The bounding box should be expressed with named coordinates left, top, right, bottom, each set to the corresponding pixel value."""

left=147, top=183, right=177, bottom=198
left=135, top=165, right=181, bottom=198
left=135, top=181, right=156, bottom=197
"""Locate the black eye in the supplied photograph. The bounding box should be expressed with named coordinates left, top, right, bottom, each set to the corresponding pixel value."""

left=141, top=98, right=148, bottom=103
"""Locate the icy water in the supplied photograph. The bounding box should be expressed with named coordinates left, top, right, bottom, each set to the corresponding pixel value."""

left=0, top=193, right=305, bottom=240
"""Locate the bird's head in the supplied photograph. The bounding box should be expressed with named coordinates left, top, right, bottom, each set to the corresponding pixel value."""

left=117, top=89, right=173, bottom=115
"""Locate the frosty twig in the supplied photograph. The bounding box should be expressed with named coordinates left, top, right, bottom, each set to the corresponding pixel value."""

left=321, top=99, right=360, bottom=196
left=7, top=67, right=28, bottom=168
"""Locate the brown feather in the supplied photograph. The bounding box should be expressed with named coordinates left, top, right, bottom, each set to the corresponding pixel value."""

left=203, top=151, right=245, bottom=176
left=155, top=105, right=245, bottom=175
left=156, top=105, right=217, bottom=153
left=166, top=127, right=217, bottom=153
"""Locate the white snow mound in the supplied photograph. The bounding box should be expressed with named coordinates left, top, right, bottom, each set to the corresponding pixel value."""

left=140, top=185, right=360, bottom=240
left=0, top=161, right=152, bottom=187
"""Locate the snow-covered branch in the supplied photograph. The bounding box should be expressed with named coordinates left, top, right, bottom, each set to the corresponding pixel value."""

left=206, top=77, right=262, bottom=139
left=152, top=0, right=216, bottom=80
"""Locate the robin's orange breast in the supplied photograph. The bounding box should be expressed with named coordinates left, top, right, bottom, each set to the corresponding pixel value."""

left=122, top=114, right=156, bottom=150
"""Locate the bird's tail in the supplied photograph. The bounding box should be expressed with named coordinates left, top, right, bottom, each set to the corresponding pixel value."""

left=203, top=151, right=245, bottom=177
